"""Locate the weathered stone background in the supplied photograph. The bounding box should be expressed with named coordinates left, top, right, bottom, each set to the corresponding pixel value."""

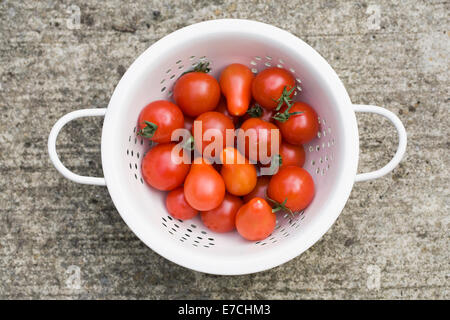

left=0, top=0, right=448, bottom=299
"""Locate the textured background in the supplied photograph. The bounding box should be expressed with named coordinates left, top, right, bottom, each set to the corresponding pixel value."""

left=0, top=0, right=448, bottom=299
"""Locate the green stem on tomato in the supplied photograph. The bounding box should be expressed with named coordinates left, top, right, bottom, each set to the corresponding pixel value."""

left=137, top=121, right=158, bottom=139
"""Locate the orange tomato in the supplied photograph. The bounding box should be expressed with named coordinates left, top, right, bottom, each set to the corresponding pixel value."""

left=220, top=147, right=257, bottom=196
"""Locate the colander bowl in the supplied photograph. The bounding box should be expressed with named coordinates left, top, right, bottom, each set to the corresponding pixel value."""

left=48, top=19, right=406, bottom=275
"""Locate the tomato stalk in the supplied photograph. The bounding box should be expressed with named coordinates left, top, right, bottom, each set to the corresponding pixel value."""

left=137, top=121, right=158, bottom=139
left=246, top=103, right=263, bottom=118
left=180, top=61, right=211, bottom=77
left=267, top=196, right=296, bottom=217
left=273, top=85, right=295, bottom=111
left=272, top=104, right=303, bottom=122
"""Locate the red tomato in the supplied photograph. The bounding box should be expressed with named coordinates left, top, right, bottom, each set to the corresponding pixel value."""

left=173, top=72, right=220, bottom=117
left=137, top=100, right=184, bottom=143
left=243, top=176, right=270, bottom=203
left=215, top=97, right=239, bottom=125
left=184, top=158, right=226, bottom=211
left=239, top=118, right=281, bottom=163
left=220, top=147, right=257, bottom=196
left=275, top=102, right=319, bottom=145
left=235, top=197, right=276, bottom=241
left=263, top=142, right=305, bottom=169
left=267, top=166, right=314, bottom=212
left=166, top=187, right=198, bottom=220
left=219, top=63, right=254, bottom=116
left=252, top=67, right=296, bottom=110
left=141, top=143, right=190, bottom=191
left=201, top=194, right=243, bottom=233
left=242, top=103, right=274, bottom=123
left=192, top=111, right=235, bottom=158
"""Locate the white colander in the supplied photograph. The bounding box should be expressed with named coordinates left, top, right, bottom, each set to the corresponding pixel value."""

left=48, top=19, right=407, bottom=275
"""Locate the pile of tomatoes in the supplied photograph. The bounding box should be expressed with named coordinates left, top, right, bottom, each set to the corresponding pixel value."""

left=137, top=62, right=319, bottom=241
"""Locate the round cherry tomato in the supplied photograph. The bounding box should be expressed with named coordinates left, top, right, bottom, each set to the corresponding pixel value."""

left=173, top=71, right=220, bottom=117
left=239, top=118, right=281, bottom=163
left=235, top=197, right=276, bottom=241
left=215, top=97, right=239, bottom=125
left=267, top=166, right=314, bottom=212
left=220, top=147, right=257, bottom=196
left=243, top=176, right=270, bottom=203
left=242, top=102, right=274, bottom=123
left=192, top=111, right=235, bottom=158
left=252, top=67, right=296, bottom=110
left=263, top=142, right=305, bottom=169
left=166, top=187, right=198, bottom=220
left=201, top=194, right=243, bottom=233
left=141, top=143, right=190, bottom=191
left=219, top=63, right=254, bottom=116
left=275, top=102, right=319, bottom=145
left=137, top=100, right=184, bottom=143
left=184, top=158, right=225, bottom=211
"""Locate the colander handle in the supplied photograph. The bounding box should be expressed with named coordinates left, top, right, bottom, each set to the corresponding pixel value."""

left=48, top=108, right=107, bottom=186
left=353, top=104, right=407, bottom=182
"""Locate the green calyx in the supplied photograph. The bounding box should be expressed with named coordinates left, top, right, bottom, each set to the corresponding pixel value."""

left=271, top=85, right=302, bottom=122
left=246, top=104, right=263, bottom=118
left=181, top=61, right=211, bottom=77
left=267, top=196, right=296, bottom=218
left=273, top=85, right=295, bottom=111
left=137, top=121, right=158, bottom=139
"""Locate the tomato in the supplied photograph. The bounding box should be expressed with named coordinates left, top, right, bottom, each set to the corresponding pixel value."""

left=239, top=117, right=281, bottom=163
left=215, top=97, right=239, bottom=125
left=263, top=142, right=305, bottom=169
left=192, top=111, right=235, bottom=158
left=252, top=67, right=296, bottom=110
left=219, top=63, right=254, bottom=116
left=242, top=102, right=274, bottom=123
left=275, top=102, right=319, bottom=145
left=184, top=158, right=225, bottom=211
left=173, top=71, right=220, bottom=117
left=201, top=194, right=243, bottom=233
left=137, top=100, right=184, bottom=143
left=220, top=147, right=257, bottom=196
left=166, top=187, right=198, bottom=220
left=243, top=176, right=270, bottom=203
left=235, top=197, right=276, bottom=241
left=141, top=143, right=190, bottom=191
left=267, top=166, right=314, bottom=212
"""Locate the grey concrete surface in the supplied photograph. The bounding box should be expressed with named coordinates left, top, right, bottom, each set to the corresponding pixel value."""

left=0, top=0, right=448, bottom=299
